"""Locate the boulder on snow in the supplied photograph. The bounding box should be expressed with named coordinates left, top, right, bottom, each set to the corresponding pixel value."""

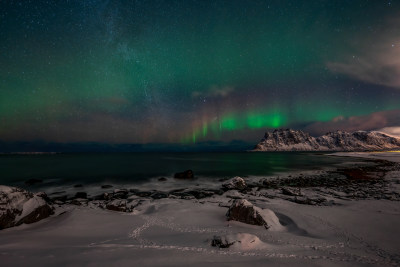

left=174, top=170, right=194, bottom=179
left=226, top=199, right=283, bottom=230
left=222, top=177, right=247, bottom=190
left=211, top=233, right=268, bottom=250
left=0, top=185, right=53, bottom=230
left=106, top=199, right=128, bottom=212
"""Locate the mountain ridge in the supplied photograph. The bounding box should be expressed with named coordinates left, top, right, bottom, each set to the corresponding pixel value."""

left=253, top=129, right=400, bottom=151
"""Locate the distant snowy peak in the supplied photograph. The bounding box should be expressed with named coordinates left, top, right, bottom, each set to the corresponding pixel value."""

left=254, top=129, right=400, bottom=151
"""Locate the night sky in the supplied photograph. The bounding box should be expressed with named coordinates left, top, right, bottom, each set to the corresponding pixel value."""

left=1, top=0, right=400, bottom=146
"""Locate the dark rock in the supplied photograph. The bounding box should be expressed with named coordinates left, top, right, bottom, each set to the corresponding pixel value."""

left=73, top=184, right=83, bottom=188
left=158, top=177, right=167, bottom=182
left=168, top=189, right=188, bottom=198
left=113, top=192, right=128, bottom=199
left=93, top=193, right=107, bottom=201
left=168, top=188, right=186, bottom=194
left=210, top=189, right=224, bottom=195
left=74, top=192, right=87, bottom=199
left=106, top=199, right=128, bottom=212
left=101, top=185, right=113, bottom=189
left=0, top=186, right=53, bottom=230
left=291, top=196, right=327, bottom=206
left=135, top=191, right=153, bottom=197
left=49, top=191, right=66, bottom=195
left=93, top=189, right=130, bottom=200
left=150, top=192, right=168, bottom=199
left=174, top=170, right=194, bottom=179
left=70, top=199, right=83, bottom=206
left=36, top=191, right=51, bottom=202
left=102, top=193, right=112, bottom=200
left=211, top=236, right=235, bottom=248
left=25, top=178, right=43, bottom=186
left=187, top=190, right=214, bottom=199
left=168, top=189, right=215, bottom=199
left=262, top=180, right=279, bottom=189
left=281, top=187, right=302, bottom=196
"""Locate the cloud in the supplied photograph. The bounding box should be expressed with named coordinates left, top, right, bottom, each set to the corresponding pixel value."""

left=192, top=85, right=235, bottom=98
left=327, top=16, right=400, bottom=89
left=378, top=127, right=400, bottom=138
left=327, top=57, right=400, bottom=89
left=303, top=109, right=400, bottom=136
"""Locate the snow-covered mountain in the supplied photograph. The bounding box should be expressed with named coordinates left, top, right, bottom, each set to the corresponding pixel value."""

left=253, top=129, right=400, bottom=151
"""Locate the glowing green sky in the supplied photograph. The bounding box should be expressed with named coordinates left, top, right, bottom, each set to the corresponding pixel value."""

left=1, top=1, right=400, bottom=145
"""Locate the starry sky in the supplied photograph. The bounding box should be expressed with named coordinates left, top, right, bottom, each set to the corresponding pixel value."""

left=1, top=0, right=400, bottom=146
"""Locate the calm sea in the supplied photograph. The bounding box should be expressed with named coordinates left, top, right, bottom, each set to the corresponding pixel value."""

left=0, top=152, right=366, bottom=192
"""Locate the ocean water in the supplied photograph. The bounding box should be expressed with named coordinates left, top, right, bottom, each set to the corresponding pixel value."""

left=0, top=152, right=367, bottom=193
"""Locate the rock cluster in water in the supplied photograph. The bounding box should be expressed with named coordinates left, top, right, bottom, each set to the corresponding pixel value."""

left=2, top=159, right=400, bottom=231
left=47, top=160, right=400, bottom=210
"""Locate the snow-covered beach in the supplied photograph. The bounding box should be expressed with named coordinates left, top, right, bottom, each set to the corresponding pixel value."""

left=1, top=152, right=400, bottom=266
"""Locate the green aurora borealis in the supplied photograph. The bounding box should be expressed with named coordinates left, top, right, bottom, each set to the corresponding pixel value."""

left=1, top=1, right=400, bottom=146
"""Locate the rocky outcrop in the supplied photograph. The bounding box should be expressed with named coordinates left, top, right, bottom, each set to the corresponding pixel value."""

left=226, top=199, right=283, bottom=230
left=254, top=129, right=400, bottom=151
left=0, top=186, right=53, bottom=230
left=169, top=188, right=222, bottom=199
left=106, top=199, right=128, bottom=212
left=222, top=177, right=247, bottom=191
left=316, top=131, right=400, bottom=151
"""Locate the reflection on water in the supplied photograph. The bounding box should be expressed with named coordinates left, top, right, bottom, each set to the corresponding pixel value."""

left=0, top=152, right=364, bottom=189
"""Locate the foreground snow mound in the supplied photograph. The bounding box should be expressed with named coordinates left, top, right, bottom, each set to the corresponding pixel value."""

left=254, top=129, right=400, bottom=151
left=211, top=233, right=268, bottom=251
left=226, top=199, right=284, bottom=231
left=0, top=185, right=53, bottom=230
left=222, top=176, right=247, bottom=190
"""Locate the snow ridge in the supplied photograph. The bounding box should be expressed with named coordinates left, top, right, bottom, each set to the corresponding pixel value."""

left=253, top=129, right=400, bottom=151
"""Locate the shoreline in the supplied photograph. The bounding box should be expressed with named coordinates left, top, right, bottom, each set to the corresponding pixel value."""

left=331, top=151, right=400, bottom=163
left=10, top=152, right=378, bottom=199
left=1, top=152, right=400, bottom=266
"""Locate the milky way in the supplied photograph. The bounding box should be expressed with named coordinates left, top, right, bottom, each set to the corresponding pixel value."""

left=1, top=1, right=400, bottom=145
